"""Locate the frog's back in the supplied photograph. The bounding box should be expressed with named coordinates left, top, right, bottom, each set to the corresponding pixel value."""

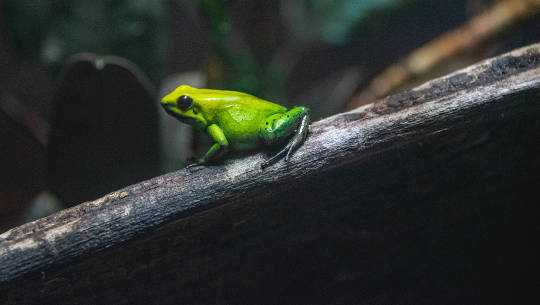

left=199, top=93, right=285, bottom=115
left=171, top=85, right=285, bottom=114
left=171, top=86, right=284, bottom=148
left=202, top=95, right=286, bottom=149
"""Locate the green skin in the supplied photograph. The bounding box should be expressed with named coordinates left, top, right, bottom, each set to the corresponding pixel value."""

left=161, top=85, right=310, bottom=168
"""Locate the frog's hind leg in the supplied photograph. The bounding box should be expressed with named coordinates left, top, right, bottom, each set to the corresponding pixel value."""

left=260, top=106, right=310, bottom=168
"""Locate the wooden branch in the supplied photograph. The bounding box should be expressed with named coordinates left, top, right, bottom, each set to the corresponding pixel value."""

left=1, top=43, right=540, bottom=304
left=348, top=0, right=540, bottom=108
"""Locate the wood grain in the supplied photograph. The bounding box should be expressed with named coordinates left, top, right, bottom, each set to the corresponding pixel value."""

left=1, top=43, right=540, bottom=304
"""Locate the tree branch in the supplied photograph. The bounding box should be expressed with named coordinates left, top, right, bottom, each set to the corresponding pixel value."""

left=1, top=43, right=540, bottom=304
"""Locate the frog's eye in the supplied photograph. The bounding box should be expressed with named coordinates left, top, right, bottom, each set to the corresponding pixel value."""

left=177, top=95, right=193, bottom=111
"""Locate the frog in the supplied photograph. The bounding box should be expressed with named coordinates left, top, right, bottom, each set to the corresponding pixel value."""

left=161, top=85, right=309, bottom=169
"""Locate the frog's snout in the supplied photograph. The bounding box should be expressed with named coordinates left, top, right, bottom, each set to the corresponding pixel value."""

left=160, top=100, right=168, bottom=109
left=160, top=101, right=170, bottom=113
left=160, top=97, right=169, bottom=106
left=160, top=101, right=174, bottom=114
left=160, top=100, right=184, bottom=121
left=160, top=96, right=176, bottom=111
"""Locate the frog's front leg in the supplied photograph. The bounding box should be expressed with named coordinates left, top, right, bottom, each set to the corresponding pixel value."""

left=260, top=106, right=310, bottom=168
left=200, top=124, right=229, bottom=164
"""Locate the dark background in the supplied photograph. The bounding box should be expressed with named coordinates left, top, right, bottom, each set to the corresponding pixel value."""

left=0, top=0, right=538, bottom=230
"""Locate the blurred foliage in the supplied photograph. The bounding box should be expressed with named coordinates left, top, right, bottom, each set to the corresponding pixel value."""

left=200, top=0, right=262, bottom=96
left=200, top=0, right=405, bottom=103
left=1, top=0, right=411, bottom=98
left=2, top=0, right=168, bottom=82
left=291, top=0, right=398, bottom=44
left=2, top=0, right=533, bottom=226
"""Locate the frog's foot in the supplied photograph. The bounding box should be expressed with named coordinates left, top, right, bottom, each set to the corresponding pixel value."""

left=184, top=157, right=204, bottom=171
left=260, top=107, right=310, bottom=169
left=185, top=161, right=201, bottom=169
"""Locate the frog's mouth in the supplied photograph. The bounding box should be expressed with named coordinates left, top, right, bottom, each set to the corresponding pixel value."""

left=161, top=103, right=197, bottom=125
left=161, top=103, right=182, bottom=120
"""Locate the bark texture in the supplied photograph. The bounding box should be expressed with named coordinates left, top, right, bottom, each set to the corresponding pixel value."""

left=1, top=43, right=540, bottom=304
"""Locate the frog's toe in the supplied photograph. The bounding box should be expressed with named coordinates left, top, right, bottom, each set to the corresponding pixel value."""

left=261, top=143, right=291, bottom=169
left=185, top=162, right=205, bottom=173
left=285, top=144, right=296, bottom=162
left=185, top=156, right=205, bottom=167
left=185, top=162, right=199, bottom=168
left=260, top=158, right=276, bottom=169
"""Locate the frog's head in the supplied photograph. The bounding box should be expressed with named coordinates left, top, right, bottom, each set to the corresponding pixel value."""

left=161, top=85, right=208, bottom=131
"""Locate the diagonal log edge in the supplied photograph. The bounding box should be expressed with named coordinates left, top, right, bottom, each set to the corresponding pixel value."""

left=0, top=43, right=539, bottom=283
